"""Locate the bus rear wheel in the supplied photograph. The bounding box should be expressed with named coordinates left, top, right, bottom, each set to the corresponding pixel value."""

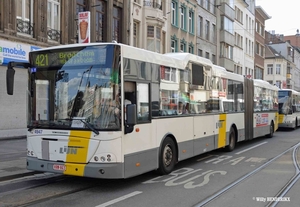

left=158, top=137, right=177, bottom=175
left=225, top=128, right=236, bottom=152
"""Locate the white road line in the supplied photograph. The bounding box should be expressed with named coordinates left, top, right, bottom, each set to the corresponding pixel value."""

left=235, top=141, right=267, bottom=155
left=95, top=191, right=142, bottom=207
left=196, top=154, right=215, bottom=162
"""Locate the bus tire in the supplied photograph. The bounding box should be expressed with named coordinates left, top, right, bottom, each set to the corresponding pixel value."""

left=225, top=128, right=236, bottom=152
left=266, top=122, right=274, bottom=138
left=158, top=137, right=177, bottom=175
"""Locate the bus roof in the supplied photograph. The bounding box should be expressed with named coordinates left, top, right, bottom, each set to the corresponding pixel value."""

left=278, top=88, right=300, bottom=94
left=163, top=52, right=213, bottom=66
left=254, top=79, right=279, bottom=91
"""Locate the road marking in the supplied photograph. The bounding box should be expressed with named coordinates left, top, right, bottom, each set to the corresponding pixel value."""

left=196, top=154, right=215, bottom=162
left=235, top=141, right=267, bottom=155
left=95, top=191, right=142, bottom=207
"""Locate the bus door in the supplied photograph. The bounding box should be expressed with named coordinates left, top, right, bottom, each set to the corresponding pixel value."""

left=123, top=81, right=154, bottom=177
left=244, top=78, right=254, bottom=140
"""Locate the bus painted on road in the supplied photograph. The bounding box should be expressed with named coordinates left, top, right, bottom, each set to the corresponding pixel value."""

left=278, top=89, right=300, bottom=129
left=6, top=42, right=278, bottom=179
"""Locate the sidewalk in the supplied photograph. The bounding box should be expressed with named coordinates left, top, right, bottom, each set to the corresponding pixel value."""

left=0, top=129, right=35, bottom=182
left=0, top=128, right=26, bottom=141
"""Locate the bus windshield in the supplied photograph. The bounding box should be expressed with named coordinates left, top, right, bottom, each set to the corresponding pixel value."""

left=278, top=96, right=291, bottom=114
left=28, top=44, right=121, bottom=131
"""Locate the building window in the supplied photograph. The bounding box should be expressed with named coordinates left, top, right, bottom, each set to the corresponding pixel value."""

left=228, top=0, right=234, bottom=8
left=235, top=7, right=243, bottom=23
left=212, top=24, right=216, bottom=42
left=197, top=16, right=202, bottom=37
left=276, top=64, right=281, bottom=74
left=156, top=27, right=161, bottom=53
left=162, top=31, right=166, bottom=53
left=198, top=49, right=202, bottom=57
left=267, top=64, right=273, bottom=75
left=205, top=0, right=210, bottom=11
left=147, top=26, right=161, bottom=53
left=256, top=42, right=259, bottom=54
left=171, top=39, right=176, bottom=52
left=16, top=0, right=34, bottom=36
left=222, top=16, right=234, bottom=34
left=76, top=0, right=87, bottom=12
left=180, top=5, right=186, bottom=30
left=162, top=67, right=177, bottom=82
left=133, top=21, right=139, bottom=47
left=260, top=25, right=264, bottom=36
left=47, top=0, right=60, bottom=42
left=95, top=0, right=106, bottom=42
left=112, top=6, right=121, bottom=42
left=235, top=33, right=243, bottom=48
left=180, top=43, right=185, bottom=52
left=205, top=52, right=209, bottom=59
left=220, top=43, right=233, bottom=59
left=171, top=1, right=178, bottom=26
left=205, top=20, right=210, bottom=40
left=254, top=67, right=263, bottom=79
left=188, top=44, right=194, bottom=54
left=188, top=10, right=194, bottom=33
left=212, top=54, right=216, bottom=64
left=260, top=45, right=264, bottom=57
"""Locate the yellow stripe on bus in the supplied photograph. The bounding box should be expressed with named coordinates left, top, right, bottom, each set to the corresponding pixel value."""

left=218, top=114, right=227, bottom=148
left=278, top=114, right=284, bottom=124
left=64, top=130, right=92, bottom=176
left=64, top=163, right=86, bottom=177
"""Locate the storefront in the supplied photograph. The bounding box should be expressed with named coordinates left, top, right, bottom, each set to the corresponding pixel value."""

left=0, top=39, right=41, bottom=138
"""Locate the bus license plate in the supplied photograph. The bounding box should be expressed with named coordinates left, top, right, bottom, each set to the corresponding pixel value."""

left=53, top=164, right=66, bottom=171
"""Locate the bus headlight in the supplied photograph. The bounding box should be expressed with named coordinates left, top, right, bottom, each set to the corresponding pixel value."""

left=100, top=156, right=106, bottom=162
left=92, top=153, right=116, bottom=163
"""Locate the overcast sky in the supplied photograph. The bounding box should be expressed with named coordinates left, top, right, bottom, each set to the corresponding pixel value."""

left=256, top=0, right=300, bottom=36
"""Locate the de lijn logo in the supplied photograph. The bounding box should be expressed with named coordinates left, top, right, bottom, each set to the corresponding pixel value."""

left=0, top=44, right=26, bottom=57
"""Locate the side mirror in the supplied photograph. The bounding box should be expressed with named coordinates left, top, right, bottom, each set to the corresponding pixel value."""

left=126, top=104, right=137, bottom=125
left=6, top=67, right=15, bottom=95
left=125, top=104, right=137, bottom=134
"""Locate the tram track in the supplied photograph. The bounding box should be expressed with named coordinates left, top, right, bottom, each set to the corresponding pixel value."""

left=0, top=174, right=116, bottom=207
left=193, top=142, right=300, bottom=207
left=265, top=142, right=300, bottom=207
left=16, top=184, right=97, bottom=207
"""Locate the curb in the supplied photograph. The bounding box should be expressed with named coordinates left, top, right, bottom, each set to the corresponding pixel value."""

left=0, top=136, right=26, bottom=141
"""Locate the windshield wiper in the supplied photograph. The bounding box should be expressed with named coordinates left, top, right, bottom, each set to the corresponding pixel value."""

left=79, top=119, right=99, bottom=135
left=64, top=118, right=99, bottom=135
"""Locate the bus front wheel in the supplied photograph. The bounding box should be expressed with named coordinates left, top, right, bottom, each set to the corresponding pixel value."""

left=158, top=137, right=177, bottom=175
left=225, top=128, right=236, bottom=152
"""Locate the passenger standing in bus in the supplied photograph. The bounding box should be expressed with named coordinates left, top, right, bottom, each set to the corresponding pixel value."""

left=178, top=101, right=184, bottom=114
left=183, top=103, right=190, bottom=114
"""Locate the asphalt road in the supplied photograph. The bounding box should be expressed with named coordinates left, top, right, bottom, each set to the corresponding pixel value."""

left=0, top=128, right=299, bottom=207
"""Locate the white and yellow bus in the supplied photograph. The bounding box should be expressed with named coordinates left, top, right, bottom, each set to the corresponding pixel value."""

left=6, top=42, right=278, bottom=179
left=278, top=89, right=300, bottom=129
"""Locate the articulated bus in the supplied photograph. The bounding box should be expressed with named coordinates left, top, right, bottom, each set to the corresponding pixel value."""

left=6, top=42, right=278, bottom=179
left=278, top=89, right=300, bottom=129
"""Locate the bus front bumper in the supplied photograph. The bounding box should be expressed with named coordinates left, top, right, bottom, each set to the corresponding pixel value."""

left=27, top=157, right=124, bottom=179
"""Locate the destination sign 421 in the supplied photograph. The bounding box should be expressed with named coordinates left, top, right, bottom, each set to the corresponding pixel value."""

left=30, top=46, right=107, bottom=68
